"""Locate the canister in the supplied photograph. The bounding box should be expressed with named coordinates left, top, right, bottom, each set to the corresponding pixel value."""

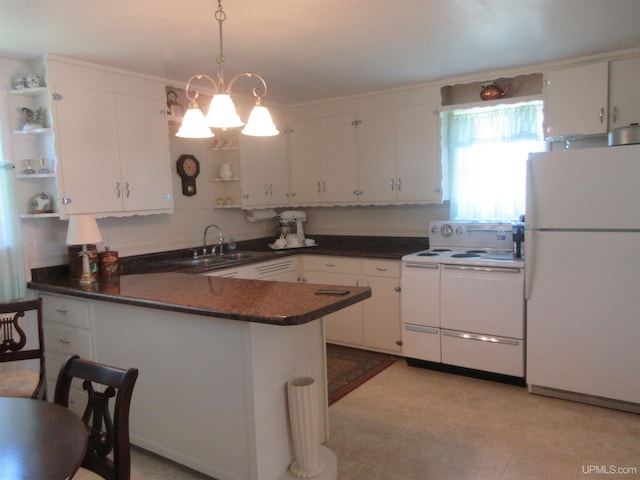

left=98, top=247, right=120, bottom=277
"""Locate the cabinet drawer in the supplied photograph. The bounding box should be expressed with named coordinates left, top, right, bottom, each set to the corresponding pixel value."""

left=41, top=294, right=90, bottom=329
left=302, top=255, right=361, bottom=275
left=44, top=323, right=92, bottom=358
left=402, top=324, right=441, bottom=362
left=441, top=330, right=524, bottom=377
left=362, top=259, right=399, bottom=278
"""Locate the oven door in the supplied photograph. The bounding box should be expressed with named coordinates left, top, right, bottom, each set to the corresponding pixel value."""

left=440, top=264, right=524, bottom=338
left=440, top=263, right=525, bottom=377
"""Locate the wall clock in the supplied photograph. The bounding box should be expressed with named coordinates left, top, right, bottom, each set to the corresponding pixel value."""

left=176, top=154, right=200, bottom=196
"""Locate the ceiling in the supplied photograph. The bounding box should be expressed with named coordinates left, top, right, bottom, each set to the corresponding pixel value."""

left=1, top=0, right=640, bottom=105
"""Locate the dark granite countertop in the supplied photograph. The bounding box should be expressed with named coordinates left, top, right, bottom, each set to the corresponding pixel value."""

left=29, top=235, right=425, bottom=326
left=31, top=272, right=371, bottom=326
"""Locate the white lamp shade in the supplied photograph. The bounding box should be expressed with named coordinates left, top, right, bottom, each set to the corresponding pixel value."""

left=205, top=94, right=244, bottom=129
left=66, top=215, right=103, bottom=245
left=242, top=105, right=279, bottom=136
left=176, top=106, right=215, bottom=138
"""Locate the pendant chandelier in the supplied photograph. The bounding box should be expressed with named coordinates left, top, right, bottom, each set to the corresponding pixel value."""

left=176, top=0, right=279, bottom=138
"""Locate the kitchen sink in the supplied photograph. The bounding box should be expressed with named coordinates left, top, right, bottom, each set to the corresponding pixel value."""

left=219, top=251, right=265, bottom=260
left=168, top=251, right=266, bottom=266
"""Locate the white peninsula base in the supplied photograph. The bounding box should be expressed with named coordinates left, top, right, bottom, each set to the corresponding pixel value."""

left=89, top=301, right=332, bottom=480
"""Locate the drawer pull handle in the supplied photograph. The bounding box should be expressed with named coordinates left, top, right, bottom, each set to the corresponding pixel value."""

left=325, top=263, right=336, bottom=267
left=376, top=267, right=388, bottom=271
left=55, top=308, right=68, bottom=314
left=58, top=339, right=71, bottom=345
left=442, top=329, right=520, bottom=346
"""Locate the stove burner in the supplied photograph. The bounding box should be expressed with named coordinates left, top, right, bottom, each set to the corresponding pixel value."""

left=418, top=252, right=439, bottom=257
left=432, top=249, right=452, bottom=252
left=451, top=253, right=482, bottom=258
left=466, top=250, right=487, bottom=254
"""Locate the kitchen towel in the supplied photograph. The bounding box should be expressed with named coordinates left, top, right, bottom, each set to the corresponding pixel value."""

left=244, top=209, right=277, bottom=222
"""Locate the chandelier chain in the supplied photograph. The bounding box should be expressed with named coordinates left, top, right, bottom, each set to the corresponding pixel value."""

left=215, top=0, right=226, bottom=90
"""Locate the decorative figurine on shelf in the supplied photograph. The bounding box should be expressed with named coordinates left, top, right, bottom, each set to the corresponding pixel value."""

left=20, top=107, right=45, bottom=132
left=166, top=89, right=183, bottom=117
left=219, top=162, right=233, bottom=180
left=25, top=74, right=41, bottom=88
left=29, top=192, right=53, bottom=214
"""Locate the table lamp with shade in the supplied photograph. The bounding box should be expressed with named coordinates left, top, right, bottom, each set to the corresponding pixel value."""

left=66, top=215, right=102, bottom=285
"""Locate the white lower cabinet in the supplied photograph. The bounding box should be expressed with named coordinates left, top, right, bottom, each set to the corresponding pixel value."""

left=361, top=260, right=401, bottom=353
left=40, top=293, right=95, bottom=414
left=301, top=255, right=401, bottom=354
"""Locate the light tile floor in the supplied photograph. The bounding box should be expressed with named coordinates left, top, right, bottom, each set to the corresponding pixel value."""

left=130, top=361, right=640, bottom=480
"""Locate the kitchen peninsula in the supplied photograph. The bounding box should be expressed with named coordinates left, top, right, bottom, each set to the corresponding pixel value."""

left=30, top=270, right=371, bottom=480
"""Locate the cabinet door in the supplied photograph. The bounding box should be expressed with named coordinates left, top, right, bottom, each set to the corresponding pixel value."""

left=53, top=84, right=122, bottom=214
left=543, top=62, right=608, bottom=138
left=116, top=94, right=172, bottom=212
left=609, top=57, right=640, bottom=128
left=356, top=109, right=396, bottom=203
left=240, top=133, right=290, bottom=207
left=289, top=119, right=323, bottom=204
left=394, top=104, right=442, bottom=203
left=303, top=270, right=363, bottom=346
left=362, top=275, right=401, bottom=353
left=320, top=114, right=357, bottom=203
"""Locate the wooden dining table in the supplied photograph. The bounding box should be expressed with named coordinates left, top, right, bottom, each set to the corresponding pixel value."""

left=0, top=397, right=88, bottom=480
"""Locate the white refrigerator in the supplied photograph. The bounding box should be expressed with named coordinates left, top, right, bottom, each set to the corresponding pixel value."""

left=525, top=144, right=640, bottom=408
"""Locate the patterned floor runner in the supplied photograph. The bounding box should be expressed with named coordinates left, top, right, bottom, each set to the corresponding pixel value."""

left=326, top=344, right=398, bottom=405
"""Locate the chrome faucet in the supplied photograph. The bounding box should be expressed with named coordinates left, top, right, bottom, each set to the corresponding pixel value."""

left=203, top=224, right=224, bottom=255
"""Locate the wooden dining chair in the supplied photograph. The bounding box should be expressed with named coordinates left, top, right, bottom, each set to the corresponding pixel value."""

left=54, top=355, right=139, bottom=480
left=0, top=298, right=47, bottom=399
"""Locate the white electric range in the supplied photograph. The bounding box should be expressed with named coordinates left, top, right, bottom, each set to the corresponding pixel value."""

left=401, top=221, right=525, bottom=380
left=401, top=220, right=524, bottom=268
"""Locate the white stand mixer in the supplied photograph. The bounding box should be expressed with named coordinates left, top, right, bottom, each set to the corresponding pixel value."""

left=278, top=210, right=306, bottom=243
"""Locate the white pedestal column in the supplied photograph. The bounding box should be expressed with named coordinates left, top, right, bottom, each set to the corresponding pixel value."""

left=286, top=377, right=326, bottom=478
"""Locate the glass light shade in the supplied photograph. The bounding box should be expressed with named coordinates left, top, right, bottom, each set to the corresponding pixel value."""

left=176, top=107, right=215, bottom=138
left=242, top=105, right=280, bottom=137
left=66, top=214, right=103, bottom=245
left=205, top=94, right=244, bottom=129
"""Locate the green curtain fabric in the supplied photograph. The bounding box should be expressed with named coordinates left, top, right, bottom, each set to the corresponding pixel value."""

left=0, top=155, right=27, bottom=302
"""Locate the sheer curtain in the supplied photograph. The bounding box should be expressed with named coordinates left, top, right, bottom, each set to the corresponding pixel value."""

left=0, top=129, right=27, bottom=302
left=445, top=101, right=545, bottom=221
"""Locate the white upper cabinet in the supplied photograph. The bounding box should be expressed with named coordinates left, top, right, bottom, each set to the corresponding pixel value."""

left=394, top=104, right=442, bottom=203
left=52, top=84, right=122, bottom=215
left=46, top=57, right=173, bottom=218
left=289, top=114, right=358, bottom=205
left=543, top=62, right=609, bottom=139
left=115, top=94, right=173, bottom=212
left=289, top=118, right=322, bottom=204
left=320, top=114, right=358, bottom=203
left=609, top=56, right=640, bottom=128
left=240, top=132, right=290, bottom=208
left=356, top=109, right=396, bottom=203
left=289, top=101, right=442, bottom=206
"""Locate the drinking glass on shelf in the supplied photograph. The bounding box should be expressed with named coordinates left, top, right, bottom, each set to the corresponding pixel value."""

left=37, top=158, right=50, bottom=174
left=23, top=159, right=36, bottom=174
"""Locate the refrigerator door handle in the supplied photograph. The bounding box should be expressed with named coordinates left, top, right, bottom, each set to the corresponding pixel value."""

left=525, top=158, right=536, bottom=300
left=525, top=229, right=536, bottom=299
